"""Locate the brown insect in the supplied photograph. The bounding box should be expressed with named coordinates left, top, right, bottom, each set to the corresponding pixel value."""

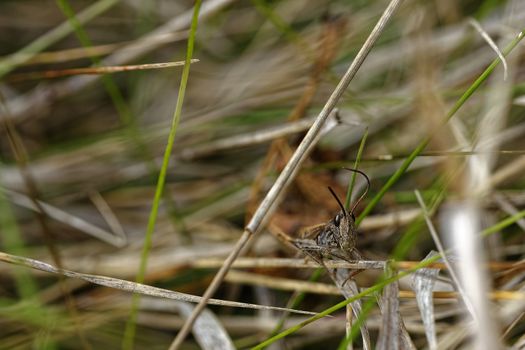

left=291, top=168, right=370, bottom=273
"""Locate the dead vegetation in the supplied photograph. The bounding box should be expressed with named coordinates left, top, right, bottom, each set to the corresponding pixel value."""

left=0, top=0, right=524, bottom=349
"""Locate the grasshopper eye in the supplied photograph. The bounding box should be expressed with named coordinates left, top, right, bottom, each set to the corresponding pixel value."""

left=334, top=214, right=341, bottom=226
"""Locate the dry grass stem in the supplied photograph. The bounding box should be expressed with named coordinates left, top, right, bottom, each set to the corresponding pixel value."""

left=7, top=59, right=199, bottom=82
left=0, top=251, right=317, bottom=316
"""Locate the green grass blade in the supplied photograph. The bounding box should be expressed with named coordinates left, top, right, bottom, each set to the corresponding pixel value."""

left=482, top=209, right=525, bottom=236
left=121, top=1, right=202, bottom=349
left=345, top=128, right=369, bottom=210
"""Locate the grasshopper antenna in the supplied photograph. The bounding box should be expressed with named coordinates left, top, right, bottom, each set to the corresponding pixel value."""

left=327, top=186, right=347, bottom=217
left=342, top=168, right=370, bottom=217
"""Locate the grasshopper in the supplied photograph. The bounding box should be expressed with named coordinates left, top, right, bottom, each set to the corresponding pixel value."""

left=291, top=168, right=370, bottom=278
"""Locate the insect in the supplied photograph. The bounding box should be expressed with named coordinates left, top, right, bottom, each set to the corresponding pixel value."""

left=291, top=168, right=370, bottom=275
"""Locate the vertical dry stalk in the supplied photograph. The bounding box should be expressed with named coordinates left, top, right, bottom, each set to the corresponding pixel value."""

left=440, top=202, right=501, bottom=349
left=438, top=8, right=522, bottom=349
left=169, top=0, right=405, bottom=348
left=414, top=190, right=476, bottom=319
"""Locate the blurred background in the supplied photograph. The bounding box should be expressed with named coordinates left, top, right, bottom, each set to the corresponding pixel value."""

left=0, top=0, right=524, bottom=349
